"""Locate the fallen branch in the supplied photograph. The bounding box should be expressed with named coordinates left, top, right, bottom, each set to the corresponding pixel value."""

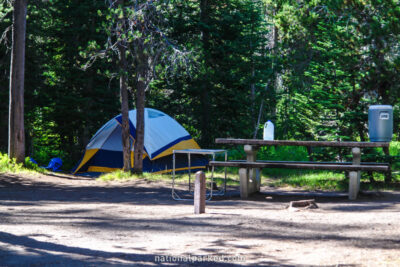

left=287, top=199, right=318, bottom=211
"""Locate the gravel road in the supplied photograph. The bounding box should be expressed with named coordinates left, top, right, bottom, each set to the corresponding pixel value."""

left=0, top=172, right=400, bottom=266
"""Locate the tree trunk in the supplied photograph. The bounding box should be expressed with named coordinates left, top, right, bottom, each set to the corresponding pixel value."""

left=269, top=17, right=278, bottom=120
left=8, top=0, right=27, bottom=163
left=117, top=0, right=131, bottom=172
left=251, top=60, right=256, bottom=136
left=200, top=0, right=211, bottom=146
left=119, top=42, right=131, bottom=172
left=133, top=51, right=146, bottom=174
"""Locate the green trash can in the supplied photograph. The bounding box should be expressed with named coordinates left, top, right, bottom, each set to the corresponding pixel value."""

left=368, top=105, right=393, bottom=142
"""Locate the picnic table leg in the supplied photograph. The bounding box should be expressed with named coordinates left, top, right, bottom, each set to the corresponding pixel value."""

left=383, top=147, right=392, bottom=183
left=349, top=147, right=361, bottom=200
left=244, top=145, right=261, bottom=195
left=239, top=168, right=249, bottom=199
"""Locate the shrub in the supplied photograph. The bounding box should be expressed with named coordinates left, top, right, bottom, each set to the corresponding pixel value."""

left=0, top=153, right=23, bottom=173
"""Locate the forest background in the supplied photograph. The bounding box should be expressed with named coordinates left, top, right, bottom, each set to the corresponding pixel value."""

left=0, top=0, right=399, bottom=171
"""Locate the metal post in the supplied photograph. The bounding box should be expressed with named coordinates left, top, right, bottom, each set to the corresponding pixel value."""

left=224, top=151, right=227, bottom=193
left=172, top=152, right=176, bottom=199
left=188, top=153, right=191, bottom=192
left=210, top=153, right=215, bottom=199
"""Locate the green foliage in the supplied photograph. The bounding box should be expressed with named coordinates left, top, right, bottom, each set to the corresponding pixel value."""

left=0, top=0, right=399, bottom=183
left=270, top=172, right=347, bottom=191
left=0, top=153, right=46, bottom=174
left=257, top=146, right=309, bottom=162
left=390, top=141, right=400, bottom=171
left=98, top=170, right=176, bottom=182
left=148, top=0, right=273, bottom=146
left=24, top=157, right=47, bottom=173
left=0, top=153, right=23, bottom=173
left=274, top=0, right=400, bottom=142
left=0, top=0, right=120, bottom=168
left=29, top=145, right=68, bottom=170
left=390, top=141, right=400, bottom=157
left=98, top=170, right=141, bottom=181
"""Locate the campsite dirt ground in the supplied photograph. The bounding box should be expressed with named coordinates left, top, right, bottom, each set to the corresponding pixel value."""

left=0, top=172, right=400, bottom=267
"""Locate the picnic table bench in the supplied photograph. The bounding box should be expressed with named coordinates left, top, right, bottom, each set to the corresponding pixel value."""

left=210, top=139, right=391, bottom=200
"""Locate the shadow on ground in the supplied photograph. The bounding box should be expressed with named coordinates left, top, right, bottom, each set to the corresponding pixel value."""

left=0, top=231, right=259, bottom=267
left=1, top=173, right=399, bottom=209
left=1, top=173, right=400, bottom=266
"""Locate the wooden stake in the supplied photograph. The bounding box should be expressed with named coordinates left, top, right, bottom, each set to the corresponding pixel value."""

left=194, top=171, right=206, bottom=214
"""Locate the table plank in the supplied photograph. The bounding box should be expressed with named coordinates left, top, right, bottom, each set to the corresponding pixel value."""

left=215, top=138, right=390, bottom=148
left=209, top=161, right=389, bottom=172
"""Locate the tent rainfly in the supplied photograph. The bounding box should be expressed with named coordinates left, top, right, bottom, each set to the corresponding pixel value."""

left=73, top=108, right=207, bottom=174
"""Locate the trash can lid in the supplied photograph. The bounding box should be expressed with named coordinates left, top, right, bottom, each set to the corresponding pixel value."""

left=369, top=105, right=393, bottom=110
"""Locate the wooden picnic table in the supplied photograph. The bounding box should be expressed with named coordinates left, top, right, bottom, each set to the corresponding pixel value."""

left=212, top=138, right=391, bottom=200
left=215, top=138, right=390, bottom=148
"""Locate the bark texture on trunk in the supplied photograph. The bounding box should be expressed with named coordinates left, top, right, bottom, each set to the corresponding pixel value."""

left=133, top=51, right=146, bottom=174
left=8, top=0, right=27, bottom=163
left=117, top=0, right=131, bottom=172
left=200, top=0, right=211, bottom=146
left=119, top=41, right=131, bottom=172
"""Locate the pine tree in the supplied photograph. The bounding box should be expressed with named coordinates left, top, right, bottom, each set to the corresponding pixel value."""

left=8, top=0, right=27, bottom=163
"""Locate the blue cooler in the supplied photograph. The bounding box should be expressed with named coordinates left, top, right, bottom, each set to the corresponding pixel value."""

left=368, top=105, right=393, bottom=142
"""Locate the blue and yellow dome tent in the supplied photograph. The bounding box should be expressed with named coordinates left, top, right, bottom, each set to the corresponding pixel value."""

left=73, top=108, right=207, bottom=175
